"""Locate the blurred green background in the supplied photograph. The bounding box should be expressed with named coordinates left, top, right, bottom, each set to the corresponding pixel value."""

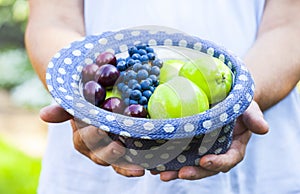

left=0, top=0, right=50, bottom=193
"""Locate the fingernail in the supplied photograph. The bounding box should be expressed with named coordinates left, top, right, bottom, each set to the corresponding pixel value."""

left=203, top=161, right=213, bottom=168
left=97, top=128, right=106, bottom=136
left=112, top=149, right=122, bottom=156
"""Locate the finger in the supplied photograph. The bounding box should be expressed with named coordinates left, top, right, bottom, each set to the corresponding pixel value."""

left=40, top=104, right=73, bottom=123
left=159, top=171, right=179, bottom=182
left=112, top=161, right=145, bottom=177
left=178, top=166, right=218, bottom=180
left=73, top=125, right=97, bottom=157
left=72, top=118, right=90, bottom=129
left=199, top=130, right=251, bottom=173
left=75, top=124, right=111, bottom=149
left=242, top=101, right=269, bottom=135
left=91, top=141, right=126, bottom=165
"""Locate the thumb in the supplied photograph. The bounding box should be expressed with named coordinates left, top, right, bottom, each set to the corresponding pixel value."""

left=40, top=104, right=73, bottom=123
left=242, top=101, right=269, bottom=135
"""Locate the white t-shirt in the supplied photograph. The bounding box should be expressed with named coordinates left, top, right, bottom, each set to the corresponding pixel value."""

left=38, top=1, right=300, bottom=194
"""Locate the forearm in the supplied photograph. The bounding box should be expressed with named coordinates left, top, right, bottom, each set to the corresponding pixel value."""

left=25, top=0, right=85, bottom=88
left=244, top=27, right=300, bottom=110
left=244, top=0, right=300, bottom=111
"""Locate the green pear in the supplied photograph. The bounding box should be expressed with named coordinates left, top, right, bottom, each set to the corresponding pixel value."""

left=179, top=56, right=232, bottom=104
left=148, top=76, right=209, bottom=119
left=159, top=59, right=185, bottom=84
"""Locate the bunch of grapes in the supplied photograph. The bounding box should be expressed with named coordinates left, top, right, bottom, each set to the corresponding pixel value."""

left=116, top=44, right=163, bottom=111
left=81, top=52, right=125, bottom=114
left=81, top=44, right=163, bottom=118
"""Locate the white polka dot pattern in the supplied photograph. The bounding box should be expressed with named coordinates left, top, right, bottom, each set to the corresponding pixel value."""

left=46, top=27, right=254, bottom=172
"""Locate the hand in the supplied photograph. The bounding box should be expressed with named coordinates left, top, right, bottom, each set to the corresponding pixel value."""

left=151, top=101, right=269, bottom=181
left=40, top=104, right=145, bottom=177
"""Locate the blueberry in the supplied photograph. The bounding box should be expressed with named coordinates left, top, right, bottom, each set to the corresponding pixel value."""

left=140, top=55, right=149, bottom=63
left=142, top=90, right=152, bottom=99
left=128, top=46, right=138, bottom=56
left=146, top=77, right=153, bottom=85
left=150, top=66, right=160, bottom=76
left=131, top=83, right=142, bottom=90
left=138, top=49, right=147, bottom=56
left=121, top=85, right=129, bottom=93
left=149, top=74, right=158, bottom=82
left=146, top=47, right=154, bottom=53
left=147, top=53, right=155, bottom=60
left=136, top=44, right=148, bottom=50
left=132, top=62, right=143, bottom=72
left=132, top=53, right=141, bottom=60
left=139, top=96, right=148, bottom=105
left=130, top=90, right=142, bottom=100
left=124, top=88, right=132, bottom=98
left=127, top=79, right=138, bottom=88
left=126, top=70, right=137, bottom=80
left=134, top=60, right=141, bottom=64
left=124, top=98, right=130, bottom=106
left=117, top=82, right=125, bottom=91
left=152, top=59, right=163, bottom=68
left=127, top=58, right=135, bottom=67
left=140, top=79, right=151, bottom=90
left=129, top=99, right=138, bottom=105
left=149, top=86, right=155, bottom=93
left=117, top=58, right=126, bottom=63
left=142, top=64, right=151, bottom=72
left=137, top=69, right=149, bottom=80
left=116, top=60, right=127, bottom=71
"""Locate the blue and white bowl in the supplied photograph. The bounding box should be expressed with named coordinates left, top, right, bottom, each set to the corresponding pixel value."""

left=46, top=27, right=254, bottom=172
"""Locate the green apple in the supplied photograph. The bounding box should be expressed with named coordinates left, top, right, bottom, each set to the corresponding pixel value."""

left=179, top=56, right=232, bottom=104
left=148, top=76, right=209, bottom=119
left=159, top=59, right=185, bottom=84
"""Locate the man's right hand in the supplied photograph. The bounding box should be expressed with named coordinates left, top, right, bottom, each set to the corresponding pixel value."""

left=40, top=104, right=145, bottom=177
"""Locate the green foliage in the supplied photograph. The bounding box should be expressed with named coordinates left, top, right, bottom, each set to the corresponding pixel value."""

left=0, top=0, right=32, bottom=89
left=0, top=1, right=51, bottom=109
left=0, top=48, right=35, bottom=89
left=0, top=138, right=41, bottom=194
left=0, top=0, right=28, bottom=49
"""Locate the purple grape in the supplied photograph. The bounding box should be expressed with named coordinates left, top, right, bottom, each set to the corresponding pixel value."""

left=123, top=104, right=148, bottom=118
left=83, top=81, right=106, bottom=107
left=96, top=52, right=117, bottom=66
left=95, top=64, right=120, bottom=88
left=81, top=63, right=99, bottom=84
left=101, top=97, right=125, bottom=114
